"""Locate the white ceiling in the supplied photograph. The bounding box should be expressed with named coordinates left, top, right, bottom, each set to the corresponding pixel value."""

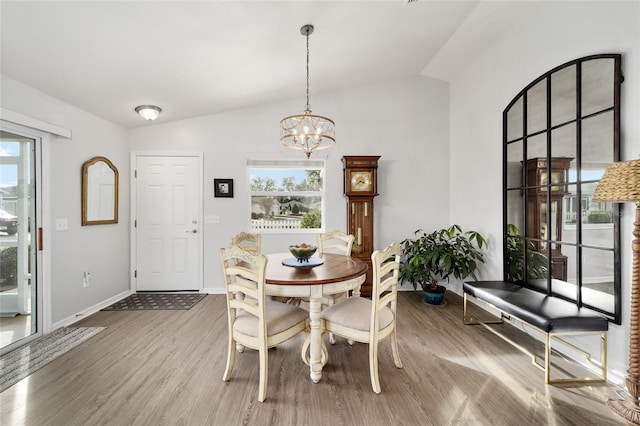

left=0, top=1, right=539, bottom=129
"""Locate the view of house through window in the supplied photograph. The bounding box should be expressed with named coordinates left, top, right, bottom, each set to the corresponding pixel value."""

left=0, top=129, right=38, bottom=352
left=564, top=171, right=614, bottom=225
left=248, top=159, right=325, bottom=233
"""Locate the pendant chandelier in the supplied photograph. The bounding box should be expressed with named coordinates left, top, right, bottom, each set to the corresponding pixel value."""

left=280, top=24, right=335, bottom=159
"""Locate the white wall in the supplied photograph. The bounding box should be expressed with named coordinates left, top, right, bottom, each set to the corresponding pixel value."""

left=1, top=75, right=131, bottom=325
left=129, top=75, right=451, bottom=293
left=448, top=1, right=640, bottom=384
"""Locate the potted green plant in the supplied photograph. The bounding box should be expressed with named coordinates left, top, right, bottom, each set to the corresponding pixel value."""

left=399, top=225, right=487, bottom=305
left=505, top=224, right=548, bottom=282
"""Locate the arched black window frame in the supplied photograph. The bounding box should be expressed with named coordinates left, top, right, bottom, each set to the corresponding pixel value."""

left=502, top=54, right=622, bottom=324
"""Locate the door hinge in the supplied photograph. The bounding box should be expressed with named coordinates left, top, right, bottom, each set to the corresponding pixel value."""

left=134, top=170, right=137, bottom=178
left=134, top=220, right=137, bottom=228
left=134, top=270, right=137, bottom=278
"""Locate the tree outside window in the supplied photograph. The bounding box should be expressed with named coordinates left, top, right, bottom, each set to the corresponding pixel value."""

left=248, top=160, right=324, bottom=233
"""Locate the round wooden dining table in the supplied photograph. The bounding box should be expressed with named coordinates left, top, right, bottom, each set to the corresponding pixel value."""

left=265, top=252, right=368, bottom=383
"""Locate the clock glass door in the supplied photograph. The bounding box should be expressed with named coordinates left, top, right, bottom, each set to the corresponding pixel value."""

left=350, top=200, right=371, bottom=255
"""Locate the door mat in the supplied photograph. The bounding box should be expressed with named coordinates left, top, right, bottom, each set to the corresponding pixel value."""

left=0, top=326, right=104, bottom=393
left=101, top=293, right=206, bottom=311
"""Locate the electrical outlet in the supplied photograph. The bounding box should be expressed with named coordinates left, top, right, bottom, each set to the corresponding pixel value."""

left=83, top=271, right=91, bottom=288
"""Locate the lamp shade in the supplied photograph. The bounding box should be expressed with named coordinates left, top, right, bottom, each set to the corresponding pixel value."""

left=135, top=105, right=162, bottom=121
left=592, top=158, right=640, bottom=203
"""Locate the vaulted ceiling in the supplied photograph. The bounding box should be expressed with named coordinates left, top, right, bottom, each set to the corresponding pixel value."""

left=1, top=1, right=541, bottom=129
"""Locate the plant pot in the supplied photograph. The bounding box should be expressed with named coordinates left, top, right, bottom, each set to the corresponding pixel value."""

left=423, top=285, right=446, bottom=305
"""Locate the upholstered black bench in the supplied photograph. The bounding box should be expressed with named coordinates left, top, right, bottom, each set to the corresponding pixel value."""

left=462, top=280, right=608, bottom=384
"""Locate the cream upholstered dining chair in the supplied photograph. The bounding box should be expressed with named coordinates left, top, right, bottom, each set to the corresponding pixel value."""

left=317, top=229, right=354, bottom=257
left=317, top=230, right=355, bottom=344
left=230, top=231, right=261, bottom=254
left=230, top=231, right=291, bottom=305
left=229, top=232, right=262, bottom=301
left=317, top=230, right=355, bottom=303
left=220, top=245, right=309, bottom=402
left=291, top=230, right=355, bottom=307
left=319, top=242, right=403, bottom=394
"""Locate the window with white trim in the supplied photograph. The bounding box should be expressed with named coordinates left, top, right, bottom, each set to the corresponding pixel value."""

left=247, top=159, right=325, bottom=233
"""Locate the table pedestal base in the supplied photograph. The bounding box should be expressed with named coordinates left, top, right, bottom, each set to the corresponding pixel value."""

left=308, top=292, right=324, bottom=383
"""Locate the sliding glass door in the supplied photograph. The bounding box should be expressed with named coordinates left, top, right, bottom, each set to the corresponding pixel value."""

left=0, top=129, right=39, bottom=352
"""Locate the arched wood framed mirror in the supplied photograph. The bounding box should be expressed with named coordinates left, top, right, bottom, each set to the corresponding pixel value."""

left=82, top=156, right=119, bottom=225
left=503, top=54, right=622, bottom=324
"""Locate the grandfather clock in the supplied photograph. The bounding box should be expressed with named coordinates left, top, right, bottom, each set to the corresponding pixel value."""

left=342, top=155, right=380, bottom=297
left=526, top=157, right=572, bottom=281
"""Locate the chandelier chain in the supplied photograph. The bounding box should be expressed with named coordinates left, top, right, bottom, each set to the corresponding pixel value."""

left=279, top=23, right=335, bottom=159
left=305, top=29, right=310, bottom=111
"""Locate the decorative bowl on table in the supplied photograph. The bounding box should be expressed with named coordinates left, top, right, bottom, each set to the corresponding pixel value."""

left=288, top=244, right=318, bottom=263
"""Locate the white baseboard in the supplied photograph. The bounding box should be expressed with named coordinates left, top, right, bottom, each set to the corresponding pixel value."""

left=51, top=290, right=132, bottom=330
left=202, top=287, right=225, bottom=295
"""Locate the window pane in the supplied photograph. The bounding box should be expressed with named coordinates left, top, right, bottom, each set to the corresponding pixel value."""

left=582, top=181, right=614, bottom=249
left=250, top=168, right=322, bottom=192
left=505, top=235, right=525, bottom=282
left=506, top=141, right=523, bottom=189
left=526, top=133, right=546, bottom=163
left=550, top=124, right=576, bottom=165
left=563, top=245, right=578, bottom=285
left=582, top=58, right=615, bottom=116
left=562, top=184, right=580, bottom=227
left=551, top=64, right=577, bottom=126
left=506, top=97, right=524, bottom=142
left=583, top=219, right=614, bottom=249
left=581, top=247, right=615, bottom=314
left=506, top=189, right=524, bottom=232
left=582, top=111, right=614, bottom=179
left=527, top=79, right=547, bottom=135
left=251, top=195, right=322, bottom=231
left=248, top=159, right=325, bottom=233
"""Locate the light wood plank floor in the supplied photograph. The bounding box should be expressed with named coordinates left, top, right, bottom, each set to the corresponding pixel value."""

left=0, top=292, right=626, bottom=425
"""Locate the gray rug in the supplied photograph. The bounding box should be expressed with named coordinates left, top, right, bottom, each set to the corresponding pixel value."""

left=0, top=326, right=104, bottom=393
left=101, top=293, right=206, bottom=311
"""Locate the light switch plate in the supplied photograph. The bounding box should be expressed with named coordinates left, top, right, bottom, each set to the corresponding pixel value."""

left=205, top=215, right=220, bottom=224
left=55, top=218, right=68, bottom=231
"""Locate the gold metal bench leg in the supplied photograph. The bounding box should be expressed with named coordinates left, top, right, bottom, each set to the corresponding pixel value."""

left=463, top=292, right=608, bottom=385
left=463, top=293, right=505, bottom=325
left=546, top=331, right=608, bottom=384
left=545, top=333, right=551, bottom=384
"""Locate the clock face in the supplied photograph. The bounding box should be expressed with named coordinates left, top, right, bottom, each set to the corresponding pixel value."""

left=350, top=171, right=372, bottom=192
left=540, top=171, right=565, bottom=191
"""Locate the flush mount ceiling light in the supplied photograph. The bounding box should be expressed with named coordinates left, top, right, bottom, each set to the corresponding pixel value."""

left=280, top=24, right=335, bottom=159
left=135, top=105, right=162, bottom=121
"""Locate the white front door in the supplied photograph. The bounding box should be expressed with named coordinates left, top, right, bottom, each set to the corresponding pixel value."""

left=134, top=154, right=202, bottom=291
